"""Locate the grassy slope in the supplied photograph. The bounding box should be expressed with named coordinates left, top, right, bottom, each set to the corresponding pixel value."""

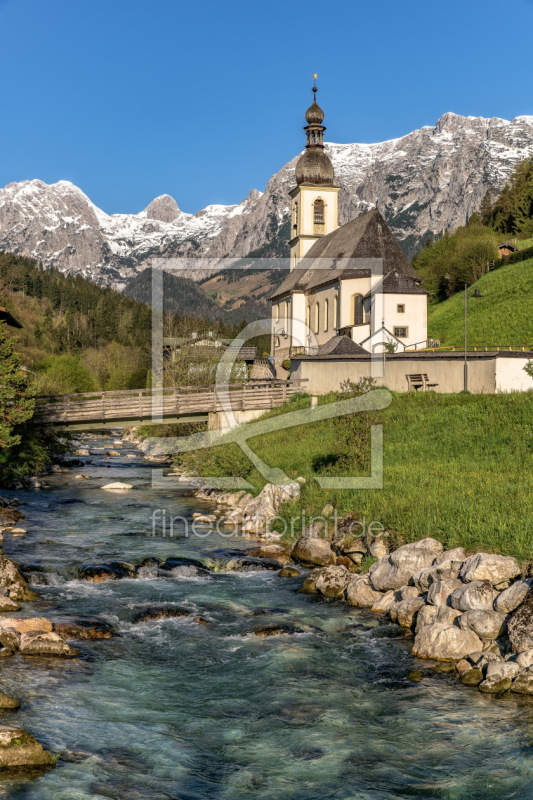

left=195, top=392, right=533, bottom=560
left=428, top=256, right=533, bottom=346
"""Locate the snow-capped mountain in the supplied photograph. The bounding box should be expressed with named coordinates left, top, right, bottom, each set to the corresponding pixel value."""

left=1, top=111, right=533, bottom=289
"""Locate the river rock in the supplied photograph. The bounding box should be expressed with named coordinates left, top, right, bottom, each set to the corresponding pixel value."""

left=511, top=667, right=533, bottom=695
left=0, top=694, right=20, bottom=710
left=494, top=580, right=532, bottom=613
left=19, top=631, right=78, bottom=657
left=395, top=597, right=426, bottom=628
left=334, top=535, right=367, bottom=555
left=0, top=618, right=53, bottom=634
left=369, top=538, right=442, bottom=591
left=75, top=448, right=90, bottom=456
left=478, top=661, right=519, bottom=693
left=0, top=556, right=37, bottom=601
left=450, top=581, right=498, bottom=612
left=250, top=623, right=305, bottom=636
left=279, top=567, right=301, bottom=578
left=313, top=566, right=350, bottom=599
left=0, top=629, right=19, bottom=657
left=346, top=576, right=383, bottom=608
left=460, top=668, right=484, bottom=686
left=507, top=589, right=533, bottom=652
left=299, top=572, right=319, bottom=594
left=0, top=725, right=56, bottom=769
left=135, top=558, right=160, bottom=579
left=371, top=590, right=396, bottom=613
left=79, top=562, right=136, bottom=581
left=515, top=649, right=533, bottom=669
left=132, top=607, right=190, bottom=623
left=291, top=536, right=335, bottom=567
left=457, top=610, right=507, bottom=640
left=460, top=553, right=520, bottom=585
left=101, top=482, right=133, bottom=491
left=415, top=605, right=461, bottom=633
left=0, top=596, right=20, bottom=613
left=54, top=617, right=117, bottom=639
left=427, top=578, right=463, bottom=607
left=412, top=622, right=483, bottom=661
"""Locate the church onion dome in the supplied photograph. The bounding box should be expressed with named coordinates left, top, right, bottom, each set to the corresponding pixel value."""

left=305, top=99, right=324, bottom=124
left=295, top=148, right=334, bottom=186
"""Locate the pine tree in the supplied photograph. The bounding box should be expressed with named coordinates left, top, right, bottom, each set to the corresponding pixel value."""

left=0, top=325, right=34, bottom=449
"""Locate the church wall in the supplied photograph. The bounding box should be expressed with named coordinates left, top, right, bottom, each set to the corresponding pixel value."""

left=289, top=356, right=521, bottom=395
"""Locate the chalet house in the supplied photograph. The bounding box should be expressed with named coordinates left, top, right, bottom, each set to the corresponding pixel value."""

left=271, top=85, right=428, bottom=360
left=498, top=242, right=519, bottom=257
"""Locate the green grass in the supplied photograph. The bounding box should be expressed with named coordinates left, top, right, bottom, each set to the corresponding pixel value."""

left=428, top=256, right=533, bottom=347
left=182, top=392, right=533, bottom=561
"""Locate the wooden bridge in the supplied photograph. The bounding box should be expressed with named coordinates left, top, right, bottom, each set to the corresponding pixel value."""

left=33, top=380, right=306, bottom=431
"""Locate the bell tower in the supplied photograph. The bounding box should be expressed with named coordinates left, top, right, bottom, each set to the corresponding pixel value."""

left=289, top=76, right=340, bottom=269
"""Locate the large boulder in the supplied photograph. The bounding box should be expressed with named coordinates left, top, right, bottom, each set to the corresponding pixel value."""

left=515, top=649, right=533, bottom=669
left=511, top=667, right=533, bottom=695
left=412, top=622, right=483, bottom=661
left=313, top=566, right=350, bottom=599
left=0, top=617, right=53, bottom=634
left=291, top=536, right=335, bottom=567
left=415, top=605, right=461, bottom=633
left=494, top=580, right=532, bottom=613
left=18, top=631, right=78, bottom=657
left=54, top=617, right=117, bottom=640
left=369, top=538, right=443, bottom=591
left=427, top=578, right=463, bottom=607
left=0, top=725, right=56, bottom=770
left=460, top=553, right=520, bottom=586
left=395, top=597, right=426, bottom=629
left=435, top=547, right=466, bottom=565
left=479, top=662, right=520, bottom=693
left=450, top=581, right=498, bottom=612
left=371, top=590, right=396, bottom=613
left=457, top=610, right=507, bottom=640
left=507, top=589, right=533, bottom=652
left=346, top=576, right=383, bottom=608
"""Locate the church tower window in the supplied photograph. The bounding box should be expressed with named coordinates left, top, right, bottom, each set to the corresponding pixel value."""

left=313, top=198, right=325, bottom=234
left=314, top=302, right=320, bottom=334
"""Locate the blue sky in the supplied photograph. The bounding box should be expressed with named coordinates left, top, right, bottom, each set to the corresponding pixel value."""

left=1, top=0, right=532, bottom=215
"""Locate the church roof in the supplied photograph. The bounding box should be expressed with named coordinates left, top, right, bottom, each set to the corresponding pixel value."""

left=314, top=335, right=369, bottom=356
left=271, top=209, right=421, bottom=300
left=364, top=269, right=429, bottom=297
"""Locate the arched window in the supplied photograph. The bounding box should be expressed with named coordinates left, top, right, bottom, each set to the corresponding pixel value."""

left=324, top=299, right=329, bottom=332
left=280, top=301, right=287, bottom=322
left=333, top=295, right=338, bottom=330
left=313, top=198, right=325, bottom=225
left=292, top=201, right=298, bottom=235
left=352, top=294, right=364, bottom=326
left=306, top=305, right=310, bottom=330
left=274, top=304, right=279, bottom=322
left=314, top=302, right=320, bottom=334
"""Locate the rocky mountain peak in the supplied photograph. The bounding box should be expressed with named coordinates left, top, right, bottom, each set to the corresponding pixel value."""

left=143, top=194, right=182, bottom=223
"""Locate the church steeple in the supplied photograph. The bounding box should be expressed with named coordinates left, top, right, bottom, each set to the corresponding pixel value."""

left=289, top=77, right=339, bottom=268
left=295, top=78, right=334, bottom=186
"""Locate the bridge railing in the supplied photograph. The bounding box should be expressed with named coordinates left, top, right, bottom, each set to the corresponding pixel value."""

left=33, top=380, right=308, bottom=424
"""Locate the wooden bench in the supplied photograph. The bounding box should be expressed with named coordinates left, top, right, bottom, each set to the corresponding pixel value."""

left=406, top=373, right=439, bottom=391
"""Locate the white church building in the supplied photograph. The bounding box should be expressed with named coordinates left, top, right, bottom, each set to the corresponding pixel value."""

left=271, top=83, right=429, bottom=360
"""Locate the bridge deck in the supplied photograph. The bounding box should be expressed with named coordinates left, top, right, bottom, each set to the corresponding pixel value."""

left=33, top=380, right=306, bottom=427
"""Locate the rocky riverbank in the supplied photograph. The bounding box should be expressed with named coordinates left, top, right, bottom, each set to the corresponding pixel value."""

left=193, top=484, right=533, bottom=698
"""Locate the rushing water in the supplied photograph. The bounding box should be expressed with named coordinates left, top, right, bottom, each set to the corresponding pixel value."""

left=1, top=434, right=533, bottom=800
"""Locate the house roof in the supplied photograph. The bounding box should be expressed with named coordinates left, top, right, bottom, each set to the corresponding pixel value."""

left=363, top=270, right=429, bottom=297
left=498, top=242, right=519, bottom=252
left=314, top=335, right=369, bottom=356
left=271, top=209, right=421, bottom=300
left=0, top=307, right=23, bottom=328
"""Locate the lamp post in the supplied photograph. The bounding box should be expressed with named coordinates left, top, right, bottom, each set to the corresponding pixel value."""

left=464, top=285, right=483, bottom=391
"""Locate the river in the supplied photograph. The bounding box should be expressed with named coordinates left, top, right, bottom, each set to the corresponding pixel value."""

left=0, top=433, right=532, bottom=799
